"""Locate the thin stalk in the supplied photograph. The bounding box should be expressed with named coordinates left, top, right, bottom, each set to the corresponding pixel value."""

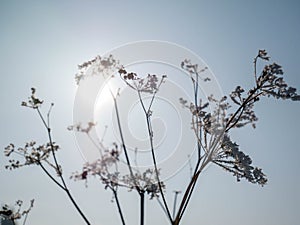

left=22, top=213, right=29, bottom=225
left=225, top=90, right=264, bottom=132
left=112, top=189, right=126, bottom=225
left=137, top=88, right=172, bottom=222
left=190, top=67, right=204, bottom=177
left=156, top=198, right=168, bottom=217
left=46, top=103, right=54, bottom=128
left=87, top=133, right=103, bottom=157
left=172, top=191, right=181, bottom=219
left=22, top=202, right=34, bottom=225
left=174, top=158, right=210, bottom=225
left=194, top=69, right=202, bottom=162
left=113, top=97, right=140, bottom=192
left=172, top=67, right=205, bottom=225
left=63, top=188, right=91, bottom=225
left=254, top=55, right=259, bottom=86
left=177, top=176, right=198, bottom=221
left=140, top=191, right=145, bottom=225
left=137, top=90, right=147, bottom=114
left=146, top=115, right=173, bottom=223
left=173, top=170, right=200, bottom=225
left=38, top=162, right=65, bottom=190
left=36, top=108, right=91, bottom=225
left=36, top=108, right=48, bottom=129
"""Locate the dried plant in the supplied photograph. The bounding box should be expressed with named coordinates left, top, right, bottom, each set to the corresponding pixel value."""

left=5, top=87, right=91, bottom=225
left=3, top=50, right=299, bottom=225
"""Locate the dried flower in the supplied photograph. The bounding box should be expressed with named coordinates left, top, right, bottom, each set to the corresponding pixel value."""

left=75, top=55, right=119, bottom=85
left=118, top=68, right=167, bottom=94
left=67, top=121, right=96, bottom=134
left=4, top=141, right=60, bottom=171
left=21, top=88, right=44, bottom=108
left=214, top=135, right=267, bottom=186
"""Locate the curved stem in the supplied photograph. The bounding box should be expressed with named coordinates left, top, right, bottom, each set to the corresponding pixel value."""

left=36, top=108, right=91, bottom=225
left=38, top=162, right=65, bottom=190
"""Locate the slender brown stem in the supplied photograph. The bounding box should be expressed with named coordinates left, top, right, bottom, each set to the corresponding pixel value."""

left=38, top=162, right=65, bottom=190
left=137, top=90, right=147, bottom=114
left=36, top=108, right=91, bottom=225
left=225, top=90, right=265, bottom=132
left=174, top=157, right=210, bottom=225
left=113, top=97, right=140, bottom=192
left=136, top=88, right=173, bottom=222
left=112, top=189, right=126, bottom=225
left=191, top=68, right=203, bottom=175
left=173, top=170, right=200, bottom=225
left=177, top=177, right=198, bottom=221
left=171, top=66, right=206, bottom=225
left=145, top=114, right=173, bottom=223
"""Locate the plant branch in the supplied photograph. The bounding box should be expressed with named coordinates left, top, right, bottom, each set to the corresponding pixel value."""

left=113, top=97, right=140, bottom=192
left=145, top=115, right=173, bottom=223
left=112, top=188, right=126, bottom=225
left=172, top=191, right=181, bottom=219
left=140, top=191, right=145, bottom=225
left=226, top=90, right=266, bottom=132
left=36, top=108, right=91, bottom=225
left=38, top=161, right=65, bottom=190
left=174, top=157, right=210, bottom=225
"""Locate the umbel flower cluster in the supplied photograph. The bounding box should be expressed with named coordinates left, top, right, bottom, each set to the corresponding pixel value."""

left=179, top=50, right=299, bottom=187
left=68, top=120, right=166, bottom=200
left=4, top=141, right=60, bottom=173
left=75, top=54, right=119, bottom=85
left=3, top=49, right=299, bottom=225
left=119, top=67, right=167, bottom=94
left=5, top=88, right=62, bottom=175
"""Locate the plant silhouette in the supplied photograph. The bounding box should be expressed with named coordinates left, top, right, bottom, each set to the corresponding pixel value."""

left=4, top=50, right=299, bottom=225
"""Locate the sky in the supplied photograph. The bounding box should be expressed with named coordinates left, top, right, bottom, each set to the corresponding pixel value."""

left=0, top=0, right=299, bottom=225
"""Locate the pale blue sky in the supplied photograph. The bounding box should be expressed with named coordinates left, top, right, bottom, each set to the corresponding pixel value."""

left=0, top=1, right=299, bottom=225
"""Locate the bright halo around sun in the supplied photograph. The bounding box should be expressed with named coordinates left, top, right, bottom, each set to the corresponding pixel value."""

left=74, top=40, right=223, bottom=181
left=95, top=79, right=116, bottom=107
left=93, top=76, right=125, bottom=144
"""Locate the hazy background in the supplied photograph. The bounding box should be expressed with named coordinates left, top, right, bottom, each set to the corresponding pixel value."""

left=0, top=1, right=299, bottom=225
